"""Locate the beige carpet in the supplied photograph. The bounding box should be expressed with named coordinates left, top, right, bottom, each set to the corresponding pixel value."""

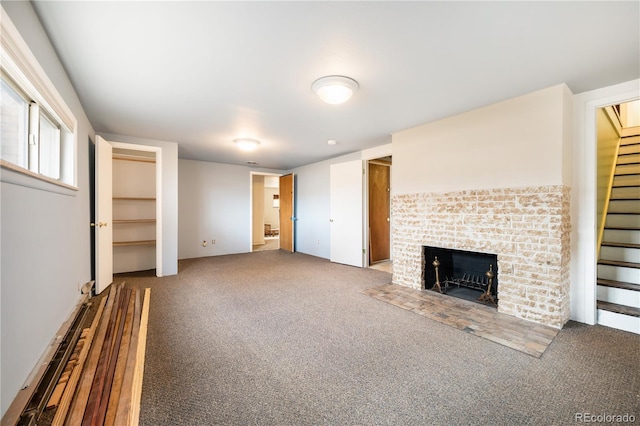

left=114, top=252, right=640, bottom=426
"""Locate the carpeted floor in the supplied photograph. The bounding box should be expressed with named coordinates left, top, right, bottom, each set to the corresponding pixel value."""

left=252, top=237, right=279, bottom=252
left=116, top=251, right=640, bottom=425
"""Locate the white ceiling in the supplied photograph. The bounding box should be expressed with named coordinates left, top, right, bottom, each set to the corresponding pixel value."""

left=32, top=1, right=639, bottom=170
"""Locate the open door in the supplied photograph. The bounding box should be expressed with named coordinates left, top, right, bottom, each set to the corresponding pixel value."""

left=330, top=160, right=364, bottom=267
left=369, top=160, right=391, bottom=263
left=279, top=173, right=295, bottom=252
left=95, top=135, right=113, bottom=293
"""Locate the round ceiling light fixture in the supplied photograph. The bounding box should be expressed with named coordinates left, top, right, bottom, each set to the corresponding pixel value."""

left=234, top=138, right=260, bottom=151
left=312, top=75, right=359, bottom=105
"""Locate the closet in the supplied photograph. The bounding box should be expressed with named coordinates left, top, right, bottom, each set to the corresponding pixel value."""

left=112, top=148, right=156, bottom=273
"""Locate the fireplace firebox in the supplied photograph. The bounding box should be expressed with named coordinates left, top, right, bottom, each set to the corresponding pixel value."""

left=422, top=246, right=498, bottom=306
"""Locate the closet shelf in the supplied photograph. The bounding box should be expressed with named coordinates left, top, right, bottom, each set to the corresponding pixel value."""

left=113, top=197, right=156, bottom=201
left=113, top=240, right=156, bottom=247
left=112, top=154, right=156, bottom=164
left=113, top=219, right=156, bottom=224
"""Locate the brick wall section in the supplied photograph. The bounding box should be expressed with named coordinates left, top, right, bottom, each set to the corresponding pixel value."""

left=392, top=185, right=571, bottom=328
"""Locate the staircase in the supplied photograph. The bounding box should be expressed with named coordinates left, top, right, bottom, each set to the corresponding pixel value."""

left=597, top=135, right=640, bottom=334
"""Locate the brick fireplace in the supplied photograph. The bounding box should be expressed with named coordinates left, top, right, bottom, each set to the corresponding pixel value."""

left=391, top=185, right=571, bottom=328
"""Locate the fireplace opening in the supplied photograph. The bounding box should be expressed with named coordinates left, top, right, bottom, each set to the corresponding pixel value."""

left=422, top=246, right=498, bottom=307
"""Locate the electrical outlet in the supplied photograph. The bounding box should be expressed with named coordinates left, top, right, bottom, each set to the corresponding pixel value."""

left=202, top=240, right=207, bottom=247
left=317, top=239, right=320, bottom=245
left=212, top=239, right=216, bottom=245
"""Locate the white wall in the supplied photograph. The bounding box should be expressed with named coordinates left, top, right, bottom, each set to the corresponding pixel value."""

left=178, top=159, right=285, bottom=259
left=178, top=146, right=390, bottom=261
left=623, top=100, right=640, bottom=127
left=392, top=84, right=573, bottom=195
left=291, top=152, right=362, bottom=258
left=1, top=2, right=94, bottom=416
left=263, top=186, right=279, bottom=231
left=101, top=133, right=179, bottom=276
left=291, top=144, right=392, bottom=260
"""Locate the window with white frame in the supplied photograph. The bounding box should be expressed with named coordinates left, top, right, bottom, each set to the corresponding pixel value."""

left=0, top=7, right=77, bottom=189
left=0, top=75, right=29, bottom=169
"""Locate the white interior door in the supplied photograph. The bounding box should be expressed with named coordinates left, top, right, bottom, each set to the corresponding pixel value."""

left=330, top=160, right=364, bottom=267
left=95, top=135, right=113, bottom=293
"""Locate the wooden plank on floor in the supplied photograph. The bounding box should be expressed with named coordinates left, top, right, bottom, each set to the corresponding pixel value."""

left=114, top=289, right=141, bottom=425
left=82, top=284, right=123, bottom=426
left=81, top=284, right=125, bottom=426
left=51, top=297, right=107, bottom=426
left=66, top=285, right=117, bottom=426
left=129, top=288, right=151, bottom=426
left=104, top=289, right=136, bottom=426
left=90, top=286, right=132, bottom=426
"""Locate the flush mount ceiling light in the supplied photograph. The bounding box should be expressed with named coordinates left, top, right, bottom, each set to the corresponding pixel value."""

left=312, top=75, right=359, bottom=105
left=234, top=138, right=260, bottom=151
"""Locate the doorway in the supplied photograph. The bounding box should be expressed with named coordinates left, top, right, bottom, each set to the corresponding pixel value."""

left=573, top=80, right=639, bottom=325
left=94, top=136, right=163, bottom=293
left=368, top=157, right=391, bottom=266
left=594, top=99, right=640, bottom=333
left=251, top=173, right=281, bottom=252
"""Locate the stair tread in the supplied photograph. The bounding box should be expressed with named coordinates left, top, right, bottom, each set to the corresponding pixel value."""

left=597, top=278, right=640, bottom=292
left=597, top=259, right=640, bottom=269
left=605, top=212, right=640, bottom=215
left=597, top=301, right=640, bottom=317
left=601, top=241, right=640, bottom=249
left=604, top=226, right=640, bottom=230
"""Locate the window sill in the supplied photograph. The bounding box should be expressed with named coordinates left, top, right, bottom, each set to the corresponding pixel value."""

left=1, top=160, right=78, bottom=196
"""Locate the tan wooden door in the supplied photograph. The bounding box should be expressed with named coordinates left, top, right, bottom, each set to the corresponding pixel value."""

left=279, top=173, right=295, bottom=252
left=369, top=161, right=390, bottom=263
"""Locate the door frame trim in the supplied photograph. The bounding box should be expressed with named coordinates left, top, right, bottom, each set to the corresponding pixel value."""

left=362, top=146, right=392, bottom=268
left=572, top=79, right=639, bottom=325
left=250, top=171, right=282, bottom=252
left=367, top=159, right=392, bottom=265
